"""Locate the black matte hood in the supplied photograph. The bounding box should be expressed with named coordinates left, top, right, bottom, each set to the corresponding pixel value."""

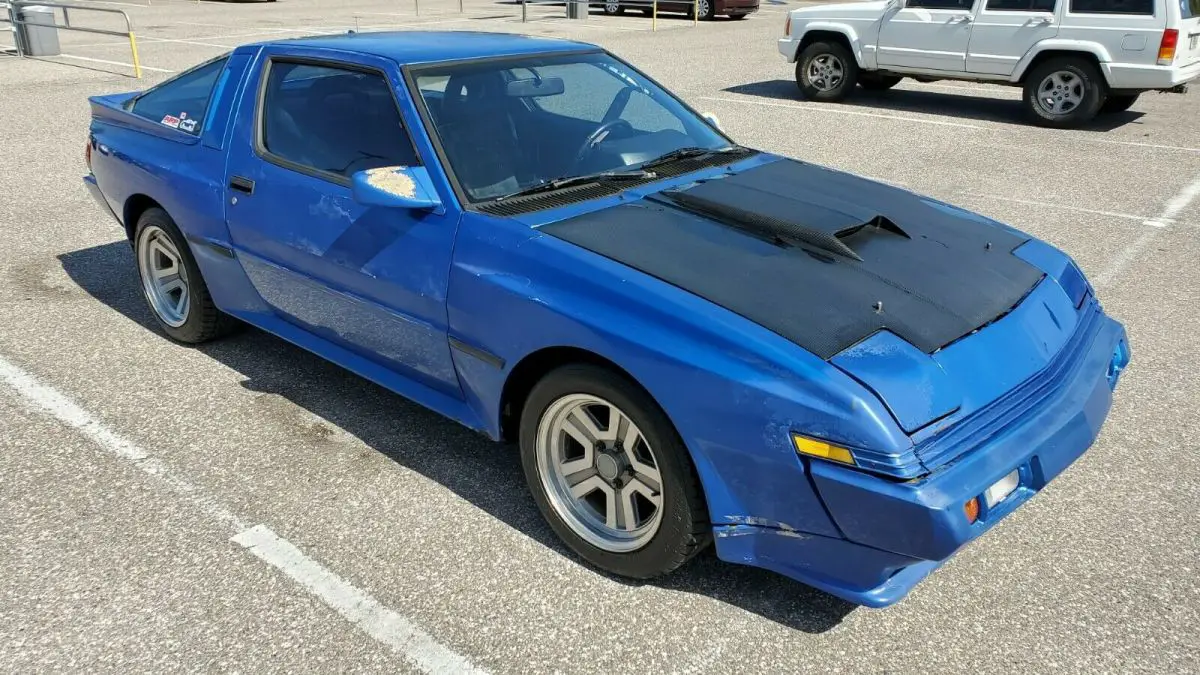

left=539, top=157, right=1044, bottom=361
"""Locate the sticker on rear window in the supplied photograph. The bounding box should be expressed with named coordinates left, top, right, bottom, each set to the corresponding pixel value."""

left=179, top=118, right=197, bottom=133
left=160, top=114, right=181, bottom=129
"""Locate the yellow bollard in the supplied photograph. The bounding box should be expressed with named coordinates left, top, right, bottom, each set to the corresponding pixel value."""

left=652, top=0, right=657, bottom=30
left=128, top=31, right=142, bottom=79
left=693, top=0, right=698, bottom=25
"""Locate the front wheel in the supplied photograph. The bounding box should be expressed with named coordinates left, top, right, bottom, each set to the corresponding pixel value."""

left=795, top=41, right=859, bottom=102
left=519, top=364, right=711, bottom=579
left=1022, top=57, right=1106, bottom=128
left=691, top=0, right=716, bottom=19
left=603, top=0, right=625, bottom=14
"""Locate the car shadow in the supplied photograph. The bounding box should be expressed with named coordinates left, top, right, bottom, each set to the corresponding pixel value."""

left=57, top=241, right=857, bottom=634
left=722, top=79, right=1146, bottom=130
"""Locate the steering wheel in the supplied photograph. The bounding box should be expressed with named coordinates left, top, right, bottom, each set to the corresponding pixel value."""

left=573, top=119, right=634, bottom=167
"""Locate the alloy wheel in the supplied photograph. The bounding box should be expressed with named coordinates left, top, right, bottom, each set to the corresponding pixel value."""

left=1036, top=70, right=1084, bottom=115
left=137, top=225, right=190, bottom=328
left=535, top=393, right=664, bottom=553
left=807, top=54, right=844, bottom=92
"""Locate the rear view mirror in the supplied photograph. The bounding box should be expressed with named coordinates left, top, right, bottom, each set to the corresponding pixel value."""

left=351, top=166, right=442, bottom=211
left=506, top=76, right=565, bottom=98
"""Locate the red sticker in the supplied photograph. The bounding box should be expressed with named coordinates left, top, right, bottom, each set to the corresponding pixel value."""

left=161, top=114, right=181, bottom=129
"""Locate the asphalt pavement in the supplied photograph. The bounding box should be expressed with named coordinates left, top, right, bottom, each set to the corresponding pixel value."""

left=1, top=0, right=1198, bottom=672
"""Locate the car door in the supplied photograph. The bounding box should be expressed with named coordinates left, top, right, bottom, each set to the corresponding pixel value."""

left=223, top=48, right=463, bottom=398
left=877, top=0, right=978, bottom=71
left=966, top=0, right=1061, bottom=75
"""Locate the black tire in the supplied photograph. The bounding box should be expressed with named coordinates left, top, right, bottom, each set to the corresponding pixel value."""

left=641, top=6, right=653, bottom=15
left=690, top=0, right=716, bottom=19
left=133, top=208, right=238, bottom=344
left=519, top=364, right=711, bottom=579
left=795, top=40, right=859, bottom=102
left=1100, top=93, right=1139, bottom=114
left=859, top=72, right=903, bottom=91
left=1022, top=57, right=1106, bottom=128
left=729, top=12, right=748, bottom=18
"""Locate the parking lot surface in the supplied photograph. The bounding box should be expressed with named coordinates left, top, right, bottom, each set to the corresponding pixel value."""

left=2, top=0, right=1198, bottom=672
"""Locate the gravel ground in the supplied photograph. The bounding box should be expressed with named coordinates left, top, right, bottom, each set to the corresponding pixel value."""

left=1, top=0, right=1198, bottom=672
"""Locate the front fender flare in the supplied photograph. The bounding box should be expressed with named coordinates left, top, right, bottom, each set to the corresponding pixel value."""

left=799, top=23, right=868, bottom=69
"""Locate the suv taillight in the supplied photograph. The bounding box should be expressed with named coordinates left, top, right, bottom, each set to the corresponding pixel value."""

left=1158, top=29, right=1178, bottom=66
left=784, top=15, right=791, bottom=36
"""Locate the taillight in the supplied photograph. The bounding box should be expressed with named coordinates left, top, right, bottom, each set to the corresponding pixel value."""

left=85, top=139, right=92, bottom=172
left=784, top=15, right=791, bottom=36
left=1158, top=28, right=1178, bottom=66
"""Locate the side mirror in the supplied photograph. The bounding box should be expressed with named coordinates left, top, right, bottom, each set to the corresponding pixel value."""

left=351, top=165, right=442, bottom=211
left=701, top=112, right=723, bottom=131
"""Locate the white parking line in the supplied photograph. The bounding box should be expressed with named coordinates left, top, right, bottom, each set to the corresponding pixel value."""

left=698, top=95, right=987, bottom=130
left=55, top=53, right=176, bottom=73
left=234, top=525, right=487, bottom=674
left=961, top=192, right=1155, bottom=225
left=1096, top=172, right=1200, bottom=288
left=0, top=353, right=483, bottom=674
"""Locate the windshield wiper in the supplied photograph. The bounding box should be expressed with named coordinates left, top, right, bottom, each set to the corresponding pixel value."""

left=637, top=145, right=742, bottom=170
left=494, top=168, right=656, bottom=202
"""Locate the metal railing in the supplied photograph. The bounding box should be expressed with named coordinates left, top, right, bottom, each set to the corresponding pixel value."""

left=521, top=0, right=700, bottom=30
left=8, top=0, right=141, bottom=77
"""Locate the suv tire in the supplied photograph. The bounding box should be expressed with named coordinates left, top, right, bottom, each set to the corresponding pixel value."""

left=1023, top=57, right=1106, bottom=128
left=796, top=41, right=859, bottom=102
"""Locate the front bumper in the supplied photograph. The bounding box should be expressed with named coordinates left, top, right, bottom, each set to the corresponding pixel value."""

left=715, top=308, right=1129, bottom=607
left=778, top=37, right=800, bottom=63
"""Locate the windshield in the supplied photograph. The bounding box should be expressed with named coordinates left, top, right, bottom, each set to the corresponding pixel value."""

left=411, top=51, right=729, bottom=202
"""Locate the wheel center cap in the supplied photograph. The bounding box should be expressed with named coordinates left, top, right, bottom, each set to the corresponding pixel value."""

left=596, top=453, right=620, bottom=481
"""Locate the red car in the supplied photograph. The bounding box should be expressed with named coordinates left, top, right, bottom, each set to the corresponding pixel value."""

left=597, top=0, right=759, bottom=20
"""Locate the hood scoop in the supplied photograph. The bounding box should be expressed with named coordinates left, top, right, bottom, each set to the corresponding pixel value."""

left=657, top=178, right=911, bottom=263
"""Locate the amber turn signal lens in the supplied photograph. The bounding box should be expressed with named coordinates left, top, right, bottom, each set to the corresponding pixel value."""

left=964, top=497, right=980, bottom=524
left=792, top=435, right=855, bottom=465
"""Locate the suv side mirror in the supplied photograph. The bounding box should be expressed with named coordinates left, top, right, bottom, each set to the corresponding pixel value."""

left=351, top=166, right=442, bottom=211
left=701, top=112, right=723, bottom=131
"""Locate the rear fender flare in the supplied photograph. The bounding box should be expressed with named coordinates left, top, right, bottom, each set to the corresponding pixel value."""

left=1011, top=41, right=1114, bottom=85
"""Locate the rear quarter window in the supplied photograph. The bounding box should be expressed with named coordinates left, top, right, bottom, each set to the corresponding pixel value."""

left=1068, top=0, right=1153, bottom=14
left=129, top=55, right=229, bottom=135
left=1185, top=0, right=1198, bottom=18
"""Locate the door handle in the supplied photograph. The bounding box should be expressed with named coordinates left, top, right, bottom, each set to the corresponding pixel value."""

left=953, top=14, right=973, bottom=23
left=229, top=176, right=255, bottom=194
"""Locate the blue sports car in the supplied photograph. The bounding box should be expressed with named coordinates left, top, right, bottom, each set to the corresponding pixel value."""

left=83, top=31, right=1130, bottom=607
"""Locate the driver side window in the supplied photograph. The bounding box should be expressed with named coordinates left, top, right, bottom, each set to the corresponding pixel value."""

left=260, top=60, right=419, bottom=180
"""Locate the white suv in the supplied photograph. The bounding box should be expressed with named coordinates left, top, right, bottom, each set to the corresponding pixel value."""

left=778, top=0, right=1199, bottom=127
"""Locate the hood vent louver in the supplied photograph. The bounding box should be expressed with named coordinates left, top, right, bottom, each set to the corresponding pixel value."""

left=657, top=189, right=865, bottom=262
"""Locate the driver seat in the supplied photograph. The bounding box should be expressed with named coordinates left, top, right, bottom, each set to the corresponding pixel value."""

left=437, top=71, right=531, bottom=199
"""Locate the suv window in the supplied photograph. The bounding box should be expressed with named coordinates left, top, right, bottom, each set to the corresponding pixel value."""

left=1184, top=0, right=1198, bottom=18
left=130, top=55, right=228, bottom=135
left=907, top=0, right=974, bottom=9
left=260, top=61, right=418, bottom=179
left=1068, top=0, right=1153, bottom=13
left=986, top=0, right=1055, bottom=10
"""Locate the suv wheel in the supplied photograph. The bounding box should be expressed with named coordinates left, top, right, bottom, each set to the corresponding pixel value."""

left=1023, top=57, right=1106, bottom=128
left=603, top=0, right=624, bottom=15
left=796, top=41, right=858, bottom=102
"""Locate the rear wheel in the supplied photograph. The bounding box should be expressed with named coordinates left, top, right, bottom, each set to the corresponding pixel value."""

left=795, top=41, right=858, bottom=102
left=692, top=0, right=716, bottom=19
left=519, top=364, right=710, bottom=579
left=603, top=0, right=625, bottom=15
left=133, top=208, right=237, bottom=344
left=1100, top=93, right=1139, bottom=113
left=1022, top=57, right=1106, bottom=128
left=859, top=72, right=903, bottom=91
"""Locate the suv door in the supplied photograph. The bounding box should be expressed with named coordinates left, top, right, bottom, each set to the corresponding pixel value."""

left=223, top=48, right=463, bottom=398
left=966, top=0, right=1061, bottom=75
left=877, top=0, right=978, bottom=71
